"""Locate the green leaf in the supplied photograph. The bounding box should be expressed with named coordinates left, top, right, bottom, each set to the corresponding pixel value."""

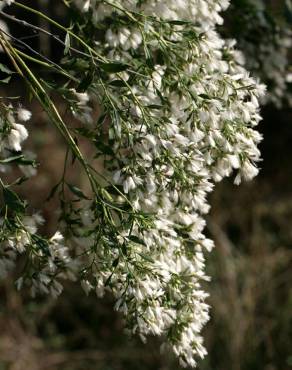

left=109, top=79, right=127, bottom=87
left=0, top=155, right=24, bottom=164
left=3, top=187, right=25, bottom=213
left=167, top=20, right=191, bottom=25
left=101, top=188, right=113, bottom=202
left=138, top=253, right=154, bottom=263
left=0, top=63, right=14, bottom=74
left=67, top=183, right=89, bottom=199
left=128, top=235, right=146, bottom=246
left=198, top=93, right=212, bottom=100
left=97, top=112, right=107, bottom=126
left=0, top=155, right=35, bottom=166
left=32, top=234, right=50, bottom=256
left=99, top=62, right=129, bottom=73
left=12, top=176, right=29, bottom=186
left=0, top=76, right=11, bottom=84
left=147, top=104, right=164, bottom=110
left=112, top=258, right=119, bottom=268
left=46, top=182, right=60, bottom=201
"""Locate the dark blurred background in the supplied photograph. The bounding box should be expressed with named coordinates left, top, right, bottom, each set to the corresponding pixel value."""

left=0, top=1, right=291, bottom=370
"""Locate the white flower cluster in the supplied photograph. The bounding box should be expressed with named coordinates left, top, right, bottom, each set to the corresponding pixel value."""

left=0, top=104, right=74, bottom=296
left=77, top=0, right=291, bottom=108
left=0, top=105, right=37, bottom=177
left=0, top=213, right=43, bottom=280
left=0, top=107, right=29, bottom=153
left=75, top=0, right=230, bottom=26
left=71, top=0, right=265, bottom=367
left=29, top=231, right=76, bottom=298
left=0, top=211, right=75, bottom=297
left=69, top=88, right=93, bottom=124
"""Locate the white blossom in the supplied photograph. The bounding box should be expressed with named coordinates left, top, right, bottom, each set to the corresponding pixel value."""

left=17, top=108, right=32, bottom=122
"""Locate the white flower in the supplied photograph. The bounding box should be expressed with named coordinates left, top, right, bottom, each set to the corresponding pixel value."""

left=123, top=176, right=136, bottom=193
left=81, top=279, right=93, bottom=295
left=70, top=88, right=89, bottom=105
left=286, top=73, right=292, bottom=83
left=17, top=108, right=32, bottom=122
left=241, top=160, right=259, bottom=180
left=83, top=0, right=90, bottom=12
left=4, top=119, right=28, bottom=152
left=50, top=231, right=64, bottom=243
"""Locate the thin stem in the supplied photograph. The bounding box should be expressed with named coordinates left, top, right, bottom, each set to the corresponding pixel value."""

left=13, top=2, right=106, bottom=63
left=0, top=33, right=97, bottom=193
left=15, top=48, right=79, bottom=82
left=0, top=10, right=97, bottom=60
left=0, top=177, right=5, bottom=188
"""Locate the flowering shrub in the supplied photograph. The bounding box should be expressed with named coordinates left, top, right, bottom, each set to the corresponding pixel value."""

left=0, top=0, right=269, bottom=367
